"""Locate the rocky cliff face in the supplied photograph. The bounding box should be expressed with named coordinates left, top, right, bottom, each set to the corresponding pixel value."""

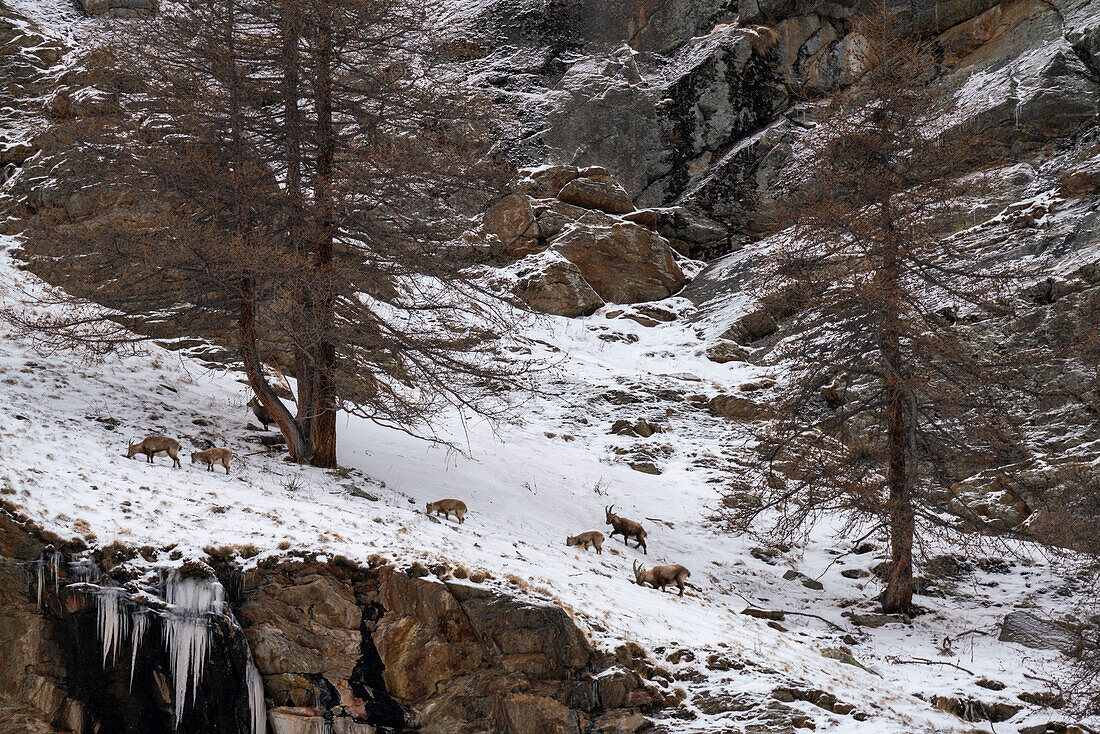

left=0, top=509, right=663, bottom=734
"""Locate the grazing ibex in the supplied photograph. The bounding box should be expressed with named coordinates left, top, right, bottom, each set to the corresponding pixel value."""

left=248, top=397, right=273, bottom=431
left=565, top=531, right=604, bottom=554
left=604, top=505, right=647, bottom=554
left=191, top=447, right=232, bottom=474
left=127, top=436, right=181, bottom=468
left=633, top=561, right=691, bottom=596
left=426, top=499, right=467, bottom=524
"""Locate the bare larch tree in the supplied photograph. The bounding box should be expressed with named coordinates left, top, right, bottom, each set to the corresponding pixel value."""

left=725, top=5, right=1036, bottom=613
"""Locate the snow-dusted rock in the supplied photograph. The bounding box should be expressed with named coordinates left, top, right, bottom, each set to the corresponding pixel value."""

left=552, top=221, right=687, bottom=304
left=558, top=176, right=636, bottom=216
left=999, top=610, right=1081, bottom=655
left=513, top=253, right=605, bottom=317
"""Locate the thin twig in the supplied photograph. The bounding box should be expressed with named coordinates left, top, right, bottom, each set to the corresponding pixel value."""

left=743, top=606, right=847, bottom=632
left=887, top=656, right=974, bottom=675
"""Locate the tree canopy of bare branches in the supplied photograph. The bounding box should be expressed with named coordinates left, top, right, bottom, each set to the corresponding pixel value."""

left=724, top=5, right=1038, bottom=613
left=10, top=0, right=532, bottom=466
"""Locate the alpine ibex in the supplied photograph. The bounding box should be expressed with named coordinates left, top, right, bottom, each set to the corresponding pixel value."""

left=565, top=531, right=604, bottom=554
left=604, top=505, right=647, bottom=554
left=426, top=499, right=467, bottom=524
left=633, top=561, right=690, bottom=596
left=127, top=436, right=181, bottom=468
left=248, top=397, right=273, bottom=431
left=191, top=447, right=233, bottom=474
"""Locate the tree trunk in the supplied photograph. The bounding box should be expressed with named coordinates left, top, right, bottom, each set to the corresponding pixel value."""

left=280, top=0, right=314, bottom=452
left=882, top=378, right=914, bottom=613
left=309, top=6, right=337, bottom=468
left=879, top=234, right=914, bottom=614
left=240, top=276, right=310, bottom=462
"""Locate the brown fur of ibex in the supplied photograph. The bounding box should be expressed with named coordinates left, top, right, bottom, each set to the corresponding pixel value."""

left=565, top=531, right=604, bottom=554
left=710, top=21, right=779, bottom=56
left=191, top=447, right=233, bottom=474
left=426, top=499, right=467, bottom=523
left=744, top=25, right=778, bottom=55
left=127, top=436, right=181, bottom=468
left=605, top=505, right=646, bottom=554
left=248, top=397, right=273, bottom=430
left=633, top=561, right=691, bottom=596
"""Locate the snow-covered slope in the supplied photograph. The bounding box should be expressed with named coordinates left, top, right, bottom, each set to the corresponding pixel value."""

left=0, top=232, right=1089, bottom=733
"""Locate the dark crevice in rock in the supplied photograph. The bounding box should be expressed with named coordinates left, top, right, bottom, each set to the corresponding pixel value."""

left=351, top=621, right=408, bottom=729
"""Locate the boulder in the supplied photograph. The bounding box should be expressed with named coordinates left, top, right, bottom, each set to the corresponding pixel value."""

left=558, top=176, right=636, bottom=215
left=706, top=341, right=749, bottom=363
left=518, top=165, right=583, bottom=199
left=513, top=255, right=605, bottom=317
left=552, top=222, right=687, bottom=303
left=483, top=194, right=540, bottom=254
left=708, top=394, right=768, bottom=420
left=998, top=611, right=1081, bottom=655
left=723, top=308, right=778, bottom=345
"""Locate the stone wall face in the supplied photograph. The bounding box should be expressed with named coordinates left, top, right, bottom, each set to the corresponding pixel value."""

left=0, top=512, right=662, bottom=734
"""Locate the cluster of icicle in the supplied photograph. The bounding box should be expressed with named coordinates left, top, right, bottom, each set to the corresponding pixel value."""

left=163, top=570, right=225, bottom=727
left=35, top=553, right=267, bottom=734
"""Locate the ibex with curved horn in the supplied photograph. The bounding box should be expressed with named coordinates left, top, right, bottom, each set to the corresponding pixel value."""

left=604, top=505, right=647, bottom=554
left=633, top=561, right=690, bottom=596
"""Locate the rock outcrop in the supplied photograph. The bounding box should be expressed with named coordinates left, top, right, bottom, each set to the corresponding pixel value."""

left=552, top=221, right=687, bottom=304
left=484, top=166, right=691, bottom=315
left=0, top=509, right=663, bottom=734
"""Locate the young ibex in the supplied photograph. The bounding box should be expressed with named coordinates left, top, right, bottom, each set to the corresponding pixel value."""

left=565, top=531, right=604, bottom=554
left=127, top=436, right=181, bottom=468
left=426, top=499, right=467, bottom=524
left=604, top=505, right=647, bottom=554
left=633, top=561, right=691, bottom=596
left=248, top=397, right=273, bottom=431
left=191, top=447, right=233, bottom=474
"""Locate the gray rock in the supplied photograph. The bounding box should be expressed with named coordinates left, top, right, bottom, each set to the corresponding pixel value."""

left=847, top=612, right=909, bottom=628
left=998, top=611, right=1081, bottom=655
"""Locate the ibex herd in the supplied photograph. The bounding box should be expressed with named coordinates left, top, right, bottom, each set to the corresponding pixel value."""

left=128, top=398, right=691, bottom=598
left=565, top=505, right=690, bottom=597
left=123, top=395, right=286, bottom=473
left=420, top=499, right=692, bottom=597
left=126, top=436, right=233, bottom=474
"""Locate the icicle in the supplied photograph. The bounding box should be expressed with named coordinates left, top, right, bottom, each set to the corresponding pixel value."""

left=129, top=609, right=149, bottom=692
left=245, top=658, right=267, bottom=734
left=35, top=558, right=44, bottom=609
left=163, top=571, right=224, bottom=727
left=70, top=556, right=99, bottom=583
left=50, top=551, right=61, bottom=599
left=96, top=587, right=128, bottom=667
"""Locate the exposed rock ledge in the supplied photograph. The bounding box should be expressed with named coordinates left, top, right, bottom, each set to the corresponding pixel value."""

left=0, top=509, right=663, bottom=733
